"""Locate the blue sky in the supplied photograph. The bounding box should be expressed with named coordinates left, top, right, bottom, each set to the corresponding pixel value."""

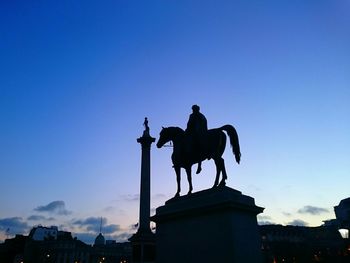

left=1, top=0, right=349, bottom=244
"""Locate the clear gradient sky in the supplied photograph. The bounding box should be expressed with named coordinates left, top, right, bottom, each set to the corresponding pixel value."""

left=1, top=0, right=349, bottom=244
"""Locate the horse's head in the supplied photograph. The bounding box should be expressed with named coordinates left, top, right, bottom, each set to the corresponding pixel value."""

left=157, top=126, right=185, bottom=148
left=156, top=127, right=170, bottom=148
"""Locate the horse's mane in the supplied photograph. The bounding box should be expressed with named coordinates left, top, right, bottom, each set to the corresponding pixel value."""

left=167, top=126, right=185, bottom=135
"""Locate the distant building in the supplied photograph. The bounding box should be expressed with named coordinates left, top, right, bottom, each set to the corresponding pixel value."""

left=260, top=224, right=349, bottom=263
left=94, top=232, right=106, bottom=247
left=92, top=239, right=132, bottom=263
left=0, top=234, right=27, bottom=263
left=335, top=197, right=350, bottom=228
left=29, top=225, right=59, bottom=241
left=0, top=226, right=131, bottom=263
left=259, top=197, right=350, bottom=262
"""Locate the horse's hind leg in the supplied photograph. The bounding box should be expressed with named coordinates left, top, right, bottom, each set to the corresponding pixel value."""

left=185, top=167, right=193, bottom=195
left=174, top=166, right=181, bottom=197
left=218, top=157, right=227, bottom=187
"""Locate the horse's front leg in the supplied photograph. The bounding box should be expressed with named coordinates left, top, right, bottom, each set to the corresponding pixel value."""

left=213, top=158, right=221, bottom=188
left=185, top=167, right=193, bottom=195
left=174, top=166, right=181, bottom=197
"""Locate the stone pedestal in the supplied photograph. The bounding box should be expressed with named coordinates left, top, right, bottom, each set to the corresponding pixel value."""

left=129, top=230, right=156, bottom=263
left=151, top=186, right=264, bottom=263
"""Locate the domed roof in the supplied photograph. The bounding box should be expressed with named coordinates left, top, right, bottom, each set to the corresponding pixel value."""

left=94, top=233, right=105, bottom=246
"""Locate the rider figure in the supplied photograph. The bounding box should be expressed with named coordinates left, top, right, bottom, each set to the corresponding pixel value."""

left=186, top=105, right=208, bottom=174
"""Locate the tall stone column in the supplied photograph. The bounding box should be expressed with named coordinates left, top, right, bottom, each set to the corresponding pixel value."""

left=129, top=118, right=156, bottom=263
left=136, top=121, right=155, bottom=234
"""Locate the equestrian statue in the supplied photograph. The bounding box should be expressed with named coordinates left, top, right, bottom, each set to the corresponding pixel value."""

left=156, top=105, right=241, bottom=197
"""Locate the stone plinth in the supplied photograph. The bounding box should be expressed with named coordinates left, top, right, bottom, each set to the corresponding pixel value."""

left=129, top=230, right=155, bottom=263
left=151, top=186, right=264, bottom=263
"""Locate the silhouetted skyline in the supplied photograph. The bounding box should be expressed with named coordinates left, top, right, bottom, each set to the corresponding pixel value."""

left=1, top=1, right=349, bottom=244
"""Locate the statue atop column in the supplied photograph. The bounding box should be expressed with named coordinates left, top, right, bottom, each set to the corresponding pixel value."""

left=143, top=117, right=150, bottom=136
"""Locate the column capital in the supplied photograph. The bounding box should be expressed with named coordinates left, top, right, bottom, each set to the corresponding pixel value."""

left=137, top=134, right=156, bottom=145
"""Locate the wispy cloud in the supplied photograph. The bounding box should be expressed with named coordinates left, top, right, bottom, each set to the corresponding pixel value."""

left=27, top=215, right=46, bottom=221
left=72, top=217, right=120, bottom=234
left=247, top=184, right=261, bottom=192
left=297, top=206, right=329, bottom=215
left=0, top=217, right=29, bottom=234
left=117, top=193, right=166, bottom=203
left=257, top=215, right=275, bottom=225
left=288, top=219, right=308, bottom=226
left=34, top=201, right=71, bottom=215
left=119, top=194, right=140, bottom=202
left=27, top=215, right=55, bottom=221
left=153, top=194, right=167, bottom=200
left=114, top=232, right=133, bottom=241
left=70, top=216, right=128, bottom=244
left=151, top=208, right=156, bottom=215
left=282, top=212, right=292, bottom=217
left=103, top=206, right=126, bottom=216
left=73, top=217, right=107, bottom=227
left=258, top=215, right=272, bottom=220
left=103, top=206, right=116, bottom=213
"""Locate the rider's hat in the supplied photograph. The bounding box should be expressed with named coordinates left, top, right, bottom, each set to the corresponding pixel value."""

left=192, top=104, right=200, bottom=112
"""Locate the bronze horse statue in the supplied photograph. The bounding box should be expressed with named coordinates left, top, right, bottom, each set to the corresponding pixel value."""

left=156, top=125, right=241, bottom=197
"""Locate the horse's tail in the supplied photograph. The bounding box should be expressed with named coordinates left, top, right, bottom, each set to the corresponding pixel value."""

left=219, top=125, right=241, bottom=164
